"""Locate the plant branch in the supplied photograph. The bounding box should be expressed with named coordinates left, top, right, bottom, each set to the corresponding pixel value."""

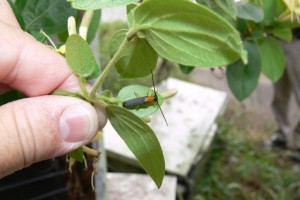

left=89, top=37, right=130, bottom=98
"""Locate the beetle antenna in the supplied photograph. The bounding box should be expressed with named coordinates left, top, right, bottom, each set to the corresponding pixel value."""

left=151, top=70, right=156, bottom=92
left=156, top=101, right=168, bottom=126
left=151, top=70, right=168, bottom=126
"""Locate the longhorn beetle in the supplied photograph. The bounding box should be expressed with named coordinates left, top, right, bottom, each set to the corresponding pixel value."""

left=122, top=71, right=168, bottom=126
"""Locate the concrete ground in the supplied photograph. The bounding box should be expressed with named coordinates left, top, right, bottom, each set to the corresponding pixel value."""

left=190, top=68, right=275, bottom=117
left=190, top=68, right=300, bottom=141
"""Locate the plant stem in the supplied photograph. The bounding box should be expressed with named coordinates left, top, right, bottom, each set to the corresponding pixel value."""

left=89, top=37, right=130, bottom=98
left=96, top=96, right=120, bottom=104
left=52, top=89, right=85, bottom=99
left=79, top=77, right=88, bottom=96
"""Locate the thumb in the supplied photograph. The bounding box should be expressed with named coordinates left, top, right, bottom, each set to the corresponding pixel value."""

left=0, top=95, right=105, bottom=177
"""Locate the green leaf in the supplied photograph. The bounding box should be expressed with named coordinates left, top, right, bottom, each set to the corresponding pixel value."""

left=270, top=28, right=292, bottom=42
left=251, top=30, right=265, bottom=40
left=109, top=30, right=158, bottom=78
left=0, top=90, right=26, bottom=106
left=21, top=0, right=77, bottom=35
left=71, top=0, right=138, bottom=10
left=127, top=3, right=137, bottom=28
left=99, top=90, right=113, bottom=97
left=8, top=0, right=26, bottom=30
left=132, top=0, right=243, bottom=67
left=66, top=34, right=97, bottom=78
left=196, top=0, right=237, bottom=22
left=258, top=37, right=285, bottom=82
left=118, top=85, right=164, bottom=118
left=227, top=40, right=261, bottom=101
left=179, top=65, right=195, bottom=75
left=105, top=105, right=165, bottom=188
left=57, top=30, right=70, bottom=43
left=262, top=0, right=277, bottom=25
left=212, top=0, right=237, bottom=21
left=274, top=20, right=300, bottom=30
left=30, top=31, right=46, bottom=42
left=87, top=10, right=101, bottom=44
left=237, top=2, right=264, bottom=23
left=275, top=0, right=287, bottom=17
left=236, top=18, right=248, bottom=36
left=68, top=147, right=84, bottom=162
left=15, top=0, right=26, bottom=12
left=87, top=63, right=101, bottom=80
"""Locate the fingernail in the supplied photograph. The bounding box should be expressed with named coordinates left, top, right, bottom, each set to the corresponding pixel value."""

left=59, top=104, right=98, bottom=143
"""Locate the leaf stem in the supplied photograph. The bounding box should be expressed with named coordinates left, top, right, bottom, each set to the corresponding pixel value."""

left=52, top=89, right=85, bottom=99
left=79, top=77, right=88, bottom=96
left=89, top=36, right=130, bottom=98
left=96, top=95, right=120, bottom=104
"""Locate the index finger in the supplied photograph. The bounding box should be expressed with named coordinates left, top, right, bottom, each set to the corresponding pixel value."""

left=0, top=21, right=79, bottom=96
left=0, top=0, right=20, bottom=27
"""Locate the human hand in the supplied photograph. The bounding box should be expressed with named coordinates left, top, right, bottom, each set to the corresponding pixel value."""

left=0, top=1, right=107, bottom=178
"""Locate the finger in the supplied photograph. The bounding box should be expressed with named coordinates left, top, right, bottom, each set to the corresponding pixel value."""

left=0, top=21, right=75, bottom=96
left=0, top=95, right=107, bottom=177
left=0, top=0, right=20, bottom=27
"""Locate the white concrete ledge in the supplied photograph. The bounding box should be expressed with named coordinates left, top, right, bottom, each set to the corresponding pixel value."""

left=106, top=173, right=177, bottom=200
